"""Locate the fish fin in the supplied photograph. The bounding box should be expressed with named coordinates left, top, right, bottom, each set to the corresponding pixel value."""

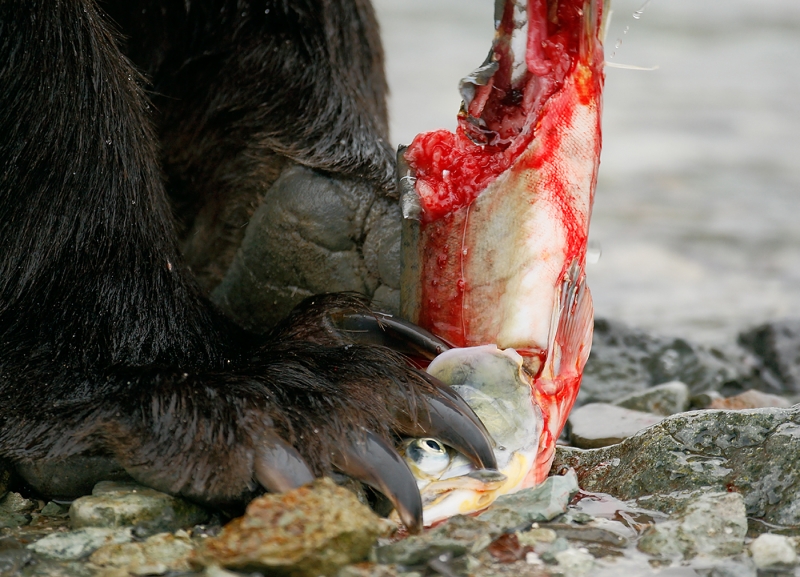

left=543, top=260, right=594, bottom=382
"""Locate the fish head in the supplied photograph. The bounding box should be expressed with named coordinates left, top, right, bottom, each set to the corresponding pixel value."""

left=401, top=345, right=543, bottom=525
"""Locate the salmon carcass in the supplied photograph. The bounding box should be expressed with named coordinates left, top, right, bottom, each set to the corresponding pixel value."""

left=398, top=0, right=607, bottom=525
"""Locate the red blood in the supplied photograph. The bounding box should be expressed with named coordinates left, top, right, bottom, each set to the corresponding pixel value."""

left=405, top=0, right=604, bottom=224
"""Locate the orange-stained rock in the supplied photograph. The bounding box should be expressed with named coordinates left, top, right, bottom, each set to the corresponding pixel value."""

left=192, top=478, right=387, bottom=577
left=709, top=390, right=791, bottom=410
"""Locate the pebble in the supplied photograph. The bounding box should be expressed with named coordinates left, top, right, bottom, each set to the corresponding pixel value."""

left=554, top=547, right=595, bottom=576
left=638, top=492, right=747, bottom=559
left=89, top=529, right=195, bottom=575
left=749, top=533, right=797, bottom=568
left=478, top=469, right=580, bottom=529
left=193, top=477, right=385, bottom=577
left=567, top=403, right=664, bottom=448
left=708, top=389, right=791, bottom=410
left=70, top=480, right=208, bottom=533
left=27, top=527, right=133, bottom=560
left=614, top=381, right=690, bottom=415
left=374, top=514, right=496, bottom=565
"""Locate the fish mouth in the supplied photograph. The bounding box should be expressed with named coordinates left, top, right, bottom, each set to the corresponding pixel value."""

left=397, top=0, right=607, bottom=525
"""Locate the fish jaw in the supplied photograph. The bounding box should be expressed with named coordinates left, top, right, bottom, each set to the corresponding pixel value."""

left=398, top=0, right=605, bottom=522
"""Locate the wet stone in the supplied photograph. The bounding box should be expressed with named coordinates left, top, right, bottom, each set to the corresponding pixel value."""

left=749, top=533, right=797, bottom=569
left=516, top=527, right=557, bottom=547
left=337, top=562, right=401, bottom=577
left=89, top=529, right=195, bottom=575
left=0, top=492, right=35, bottom=529
left=374, top=515, right=496, bottom=565
left=637, top=492, right=747, bottom=559
left=40, top=501, right=70, bottom=517
left=477, top=469, right=580, bottom=530
left=27, top=527, right=133, bottom=560
left=567, top=403, right=664, bottom=449
left=70, top=480, right=208, bottom=534
left=538, top=536, right=569, bottom=563
left=551, top=406, right=800, bottom=527
left=546, top=523, right=629, bottom=548
left=0, top=549, right=34, bottom=576
left=691, top=558, right=757, bottom=577
left=553, top=547, right=595, bottom=576
left=193, top=477, right=386, bottom=577
left=613, top=380, right=690, bottom=415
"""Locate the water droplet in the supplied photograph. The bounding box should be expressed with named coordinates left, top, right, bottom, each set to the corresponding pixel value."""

left=615, top=39, right=622, bottom=49
left=633, top=0, right=652, bottom=19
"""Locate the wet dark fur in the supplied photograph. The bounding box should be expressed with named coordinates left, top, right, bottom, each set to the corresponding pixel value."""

left=0, top=0, right=426, bottom=507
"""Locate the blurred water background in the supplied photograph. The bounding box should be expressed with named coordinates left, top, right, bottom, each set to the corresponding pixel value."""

left=373, top=0, right=800, bottom=346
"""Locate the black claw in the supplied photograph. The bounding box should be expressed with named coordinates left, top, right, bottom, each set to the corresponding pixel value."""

left=424, top=394, right=498, bottom=471
left=333, top=429, right=423, bottom=533
left=329, top=311, right=451, bottom=360
left=254, top=432, right=315, bottom=493
left=427, top=375, right=492, bottom=435
left=400, top=387, right=498, bottom=471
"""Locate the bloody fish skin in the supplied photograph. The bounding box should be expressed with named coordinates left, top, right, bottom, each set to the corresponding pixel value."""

left=400, top=0, right=605, bottom=504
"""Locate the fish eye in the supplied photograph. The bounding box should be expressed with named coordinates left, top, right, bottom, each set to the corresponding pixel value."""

left=405, top=437, right=451, bottom=476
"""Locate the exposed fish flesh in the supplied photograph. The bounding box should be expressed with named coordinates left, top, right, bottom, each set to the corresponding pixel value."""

left=398, top=0, right=607, bottom=525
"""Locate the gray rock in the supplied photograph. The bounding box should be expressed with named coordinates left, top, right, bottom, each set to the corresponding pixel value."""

left=552, top=406, right=800, bottom=526
left=40, top=501, right=70, bottom=517
left=581, top=319, right=757, bottom=405
left=553, top=547, right=595, bottom=576
left=0, top=550, right=34, bottom=576
left=546, top=523, right=629, bottom=548
left=739, top=319, right=800, bottom=394
left=692, top=558, right=757, bottom=577
left=568, top=403, right=665, bottom=448
left=477, top=469, right=580, bottom=529
left=638, top=492, right=747, bottom=559
left=638, top=496, right=743, bottom=561
left=749, top=533, right=797, bottom=568
left=0, top=492, right=35, bottom=529
left=374, top=515, right=496, bottom=565
left=0, top=492, right=36, bottom=514
left=70, top=480, right=208, bottom=533
left=614, top=381, right=690, bottom=415
left=27, top=527, right=133, bottom=560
